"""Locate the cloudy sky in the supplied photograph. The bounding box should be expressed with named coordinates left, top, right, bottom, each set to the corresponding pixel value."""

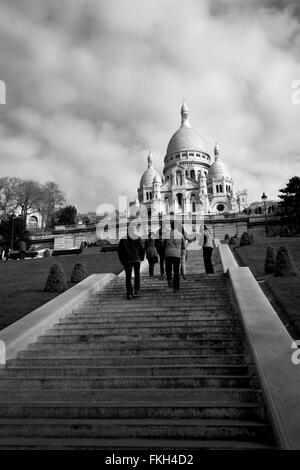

left=0, top=0, right=300, bottom=211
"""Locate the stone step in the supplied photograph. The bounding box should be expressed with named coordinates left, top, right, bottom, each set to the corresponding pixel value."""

left=0, top=388, right=263, bottom=403
left=67, top=311, right=236, bottom=320
left=19, top=345, right=245, bottom=357
left=9, top=354, right=248, bottom=367
left=0, top=418, right=273, bottom=442
left=46, top=325, right=242, bottom=336
left=112, top=273, right=225, bottom=280
left=35, top=334, right=244, bottom=344
left=106, top=287, right=227, bottom=294
left=100, top=291, right=230, bottom=298
left=104, top=279, right=228, bottom=286
left=86, top=300, right=231, bottom=307
left=103, top=279, right=227, bottom=285
left=103, top=288, right=230, bottom=294
left=0, top=402, right=266, bottom=420
left=52, top=317, right=241, bottom=331
left=109, top=274, right=224, bottom=279
left=0, top=375, right=255, bottom=390
left=72, top=307, right=234, bottom=316
left=0, top=437, right=277, bottom=450
left=61, top=317, right=238, bottom=326
left=25, top=339, right=245, bottom=351
left=1, top=365, right=249, bottom=378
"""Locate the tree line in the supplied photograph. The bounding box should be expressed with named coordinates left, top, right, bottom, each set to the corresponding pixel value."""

left=0, top=177, right=66, bottom=229
left=0, top=177, right=80, bottom=250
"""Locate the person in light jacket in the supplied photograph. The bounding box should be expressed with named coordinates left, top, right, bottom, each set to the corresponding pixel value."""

left=180, top=237, right=188, bottom=279
left=165, top=220, right=185, bottom=292
left=202, top=225, right=214, bottom=274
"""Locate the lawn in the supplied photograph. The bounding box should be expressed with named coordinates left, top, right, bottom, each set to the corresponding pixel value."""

left=0, top=247, right=122, bottom=330
left=234, top=237, right=300, bottom=338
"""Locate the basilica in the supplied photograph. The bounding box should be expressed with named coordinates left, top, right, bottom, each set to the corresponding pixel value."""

left=137, top=101, right=247, bottom=216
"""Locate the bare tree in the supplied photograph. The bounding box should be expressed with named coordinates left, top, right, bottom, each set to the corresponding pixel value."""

left=0, top=177, right=21, bottom=220
left=40, top=181, right=66, bottom=229
left=0, top=177, right=66, bottom=230
left=15, top=179, right=44, bottom=222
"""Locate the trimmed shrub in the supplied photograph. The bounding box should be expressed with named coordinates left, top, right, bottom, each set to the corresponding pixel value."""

left=44, top=263, right=67, bottom=292
left=264, top=246, right=276, bottom=274
left=43, top=249, right=51, bottom=257
left=70, top=262, right=88, bottom=283
left=240, top=232, right=253, bottom=246
left=274, top=246, right=298, bottom=277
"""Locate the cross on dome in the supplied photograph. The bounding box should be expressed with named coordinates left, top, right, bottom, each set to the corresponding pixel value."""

left=214, top=142, right=220, bottom=160
left=181, top=100, right=190, bottom=127
left=147, top=150, right=153, bottom=168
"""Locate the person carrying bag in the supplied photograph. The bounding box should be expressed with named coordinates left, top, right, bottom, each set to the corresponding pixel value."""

left=145, top=232, right=159, bottom=276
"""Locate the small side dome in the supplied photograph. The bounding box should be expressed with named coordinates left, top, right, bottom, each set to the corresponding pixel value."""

left=153, top=173, right=161, bottom=184
left=208, top=160, right=231, bottom=180
left=139, top=151, right=162, bottom=188
left=208, top=143, right=231, bottom=180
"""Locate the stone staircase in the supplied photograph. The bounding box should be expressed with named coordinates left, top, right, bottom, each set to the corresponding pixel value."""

left=0, top=251, right=277, bottom=449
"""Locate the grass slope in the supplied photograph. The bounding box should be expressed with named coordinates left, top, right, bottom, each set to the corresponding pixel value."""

left=0, top=248, right=122, bottom=330
left=234, top=237, right=300, bottom=336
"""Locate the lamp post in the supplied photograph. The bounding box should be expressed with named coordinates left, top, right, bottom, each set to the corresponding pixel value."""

left=10, top=213, right=15, bottom=250
left=237, top=196, right=241, bottom=214
left=261, top=192, right=268, bottom=235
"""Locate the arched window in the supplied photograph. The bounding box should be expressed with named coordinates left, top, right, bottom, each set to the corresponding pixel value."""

left=164, top=197, right=169, bottom=214
left=29, top=215, right=38, bottom=230
left=190, top=194, right=197, bottom=213
left=190, top=169, right=195, bottom=179
left=177, top=193, right=183, bottom=210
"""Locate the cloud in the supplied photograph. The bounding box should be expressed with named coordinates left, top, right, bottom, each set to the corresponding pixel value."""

left=0, top=0, right=299, bottom=211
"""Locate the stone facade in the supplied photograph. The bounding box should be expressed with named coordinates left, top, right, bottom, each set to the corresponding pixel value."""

left=137, top=101, right=247, bottom=216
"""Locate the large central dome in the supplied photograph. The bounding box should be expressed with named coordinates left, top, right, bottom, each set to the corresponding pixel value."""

left=166, top=101, right=206, bottom=156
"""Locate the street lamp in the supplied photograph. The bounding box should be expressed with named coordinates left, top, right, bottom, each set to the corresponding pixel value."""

left=10, top=212, right=15, bottom=250
left=261, top=192, right=268, bottom=235
left=237, top=196, right=241, bottom=213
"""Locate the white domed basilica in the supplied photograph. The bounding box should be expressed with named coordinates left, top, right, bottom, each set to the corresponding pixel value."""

left=137, top=101, right=247, bottom=216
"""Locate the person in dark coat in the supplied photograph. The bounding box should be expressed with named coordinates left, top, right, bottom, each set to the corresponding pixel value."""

left=118, top=230, right=145, bottom=299
left=145, top=232, right=159, bottom=276
left=202, top=225, right=214, bottom=274
left=155, top=225, right=165, bottom=278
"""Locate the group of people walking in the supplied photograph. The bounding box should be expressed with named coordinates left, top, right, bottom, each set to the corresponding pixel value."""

left=118, top=222, right=215, bottom=300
